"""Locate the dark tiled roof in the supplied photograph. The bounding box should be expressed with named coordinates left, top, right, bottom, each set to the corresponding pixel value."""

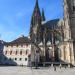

left=5, top=36, right=31, bottom=45
left=42, top=19, right=60, bottom=29
left=0, top=40, right=7, bottom=44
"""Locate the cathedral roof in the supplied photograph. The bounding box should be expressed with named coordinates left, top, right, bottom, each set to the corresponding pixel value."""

left=5, top=36, right=31, bottom=45
left=42, top=19, right=60, bottom=29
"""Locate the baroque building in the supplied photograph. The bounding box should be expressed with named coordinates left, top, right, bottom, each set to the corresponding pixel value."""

left=0, top=0, right=75, bottom=66
left=0, top=36, right=31, bottom=66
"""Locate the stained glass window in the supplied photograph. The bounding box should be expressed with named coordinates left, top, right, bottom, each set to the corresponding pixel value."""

left=73, top=0, right=75, bottom=11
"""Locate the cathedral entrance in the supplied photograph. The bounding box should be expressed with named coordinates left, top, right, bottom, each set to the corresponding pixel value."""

left=45, top=49, right=50, bottom=62
left=45, top=47, right=59, bottom=62
left=54, top=47, right=59, bottom=62
left=45, top=48, right=52, bottom=62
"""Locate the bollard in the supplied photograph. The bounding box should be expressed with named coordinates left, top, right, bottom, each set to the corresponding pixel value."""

left=51, top=64, right=53, bottom=67
left=68, top=64, right=70, bottom=68
left=59, top=64, right=61, bottom=69
left=54, top=66, right=56, bottom=71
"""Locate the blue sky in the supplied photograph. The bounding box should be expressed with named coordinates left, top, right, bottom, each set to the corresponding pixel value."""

left=0, top=0, right=63, bottom=42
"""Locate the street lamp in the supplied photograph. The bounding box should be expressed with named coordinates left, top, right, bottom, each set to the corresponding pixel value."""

left=35, top=50, right=40, bottom=69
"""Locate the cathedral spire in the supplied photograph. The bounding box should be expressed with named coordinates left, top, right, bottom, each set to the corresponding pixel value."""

left=31, top=0, right=41, bottom=26
left=41, top=9, right=46, bottom=22
left=35, top=0, right=39, bottom=8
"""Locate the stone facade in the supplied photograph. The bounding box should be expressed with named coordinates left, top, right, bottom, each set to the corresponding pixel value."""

left=63, top=0, right=75, bottom=65
left=30, top=0, right=75, bottom=66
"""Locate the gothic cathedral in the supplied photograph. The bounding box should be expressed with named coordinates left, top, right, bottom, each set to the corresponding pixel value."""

left=30, top=0, right=75, bottom=66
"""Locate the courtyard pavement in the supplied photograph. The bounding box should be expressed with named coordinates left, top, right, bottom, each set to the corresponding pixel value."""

left=0, top=66, right=75, bottom=75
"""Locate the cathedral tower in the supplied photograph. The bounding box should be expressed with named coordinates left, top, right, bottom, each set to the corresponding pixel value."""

left=41, top=9, right=46, bottom=22
left=30, top=0, right=42, bottom=63
left=63, top=0, right=75, bottom=65
left=30, top=0, right=42, bottom=43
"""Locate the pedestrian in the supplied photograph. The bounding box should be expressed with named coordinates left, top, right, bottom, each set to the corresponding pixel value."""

left=60, top=65, right=61, bottom=69
left=54, top=66, right=56, bottom=71
left=65, top=66, right=66, bottom=69
left=35, top=50, right=40, bottom=69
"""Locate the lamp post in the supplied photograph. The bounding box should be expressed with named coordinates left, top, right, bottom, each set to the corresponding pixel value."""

left=35, top=50, right=39, bottom=69
left=43, top=27, right=47, bottom=66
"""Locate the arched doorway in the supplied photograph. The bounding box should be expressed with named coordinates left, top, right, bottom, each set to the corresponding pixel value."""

left=54, top=47, right=59, bottom=62
left=45, top=49, right=50, bottom=62
left=45, top=48, right=53, bottom=62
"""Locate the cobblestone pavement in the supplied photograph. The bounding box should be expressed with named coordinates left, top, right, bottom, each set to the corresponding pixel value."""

left=0, top=66, right=75, bottom=75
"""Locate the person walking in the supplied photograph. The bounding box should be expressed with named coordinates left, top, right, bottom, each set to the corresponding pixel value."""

left=54, top=66, right=56, bottom=71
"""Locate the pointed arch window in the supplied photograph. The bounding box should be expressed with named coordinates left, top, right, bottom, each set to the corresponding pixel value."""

left=73, top=0, right=75, bottom=11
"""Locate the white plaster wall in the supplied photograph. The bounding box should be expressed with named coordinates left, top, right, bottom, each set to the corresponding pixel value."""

left=3, top=44, right=31, bottom=66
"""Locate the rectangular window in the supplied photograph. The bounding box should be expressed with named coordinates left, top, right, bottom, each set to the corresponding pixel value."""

left=20, top=51, right=22, bottom=55
left=16, top=45, right=18, bottom=47
left=11, top=45, right=13, bottom=47
left=21, top=45, right=23, bottom=47
left=6, top=45, right=8, bottom=47
left=26, top=44, right=28, bottom=47
left=15, top=58, right=17, bottom=61
left=5, top=51, right=7, bottom=55
left=15, top=51, right=17, bottom=55
left=10, top=51, right=12, bottom=55
left=19, top=58, right=22, bottom=61
left=26, top=50, right=28, bottom=55
left=9, top=58, right=12, bottom=60
left=25, top=58, right=27, bottom=61
left=4, top=57, right=7, bottom=60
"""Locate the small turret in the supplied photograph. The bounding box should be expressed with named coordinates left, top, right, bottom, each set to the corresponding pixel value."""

left=41, top=9, right=46, bottom=22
